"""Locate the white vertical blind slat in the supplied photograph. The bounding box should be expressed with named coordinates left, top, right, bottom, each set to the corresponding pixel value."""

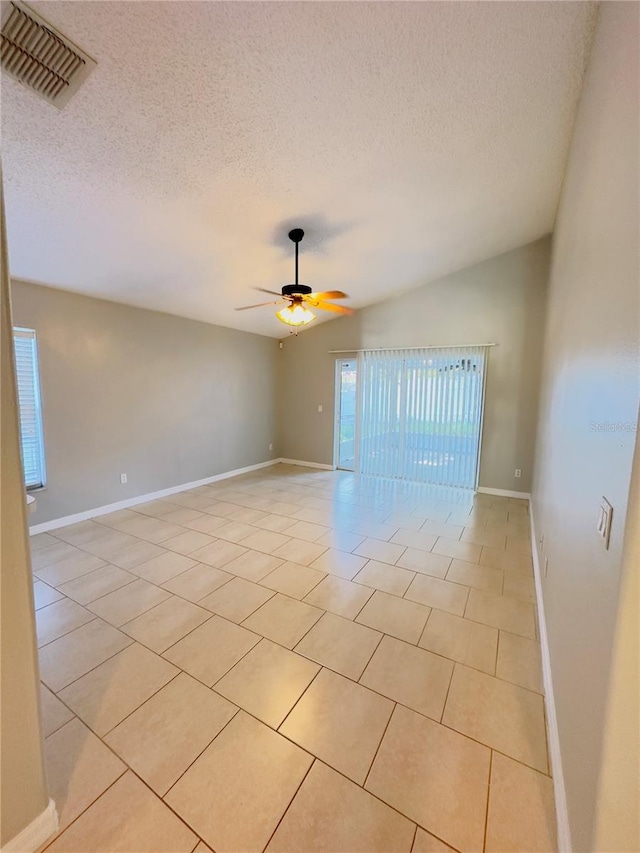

left=356, top=346, right=487, bottom=488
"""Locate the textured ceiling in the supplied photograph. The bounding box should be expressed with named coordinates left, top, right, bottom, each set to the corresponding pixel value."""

left=2, top=1, right=596, bottom=337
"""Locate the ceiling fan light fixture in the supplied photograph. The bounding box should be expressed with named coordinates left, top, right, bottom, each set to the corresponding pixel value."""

left=276, top=303, right=316, bottom=327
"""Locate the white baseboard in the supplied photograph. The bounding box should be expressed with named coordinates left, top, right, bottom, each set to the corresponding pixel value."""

left=477, top=486, right=531, bottom=499
left=2, top=799, right=58, bottom=853
left=529, top=506, right=572, bottom=853
left=279, top=458, right=336, bottom=471
left=29, top=459, right=280, bottom=535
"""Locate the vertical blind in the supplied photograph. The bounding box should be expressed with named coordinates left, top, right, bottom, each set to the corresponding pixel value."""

left=13, top=327, right=46, bottom=489
left=357, top=346, right=487, bottom=488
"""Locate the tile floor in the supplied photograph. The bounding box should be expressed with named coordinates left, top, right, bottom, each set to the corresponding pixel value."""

left=32, top=464, right=556, bottom=853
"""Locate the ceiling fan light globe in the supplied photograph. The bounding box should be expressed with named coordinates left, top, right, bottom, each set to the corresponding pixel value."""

left=276, top=304, right=316, bottom=327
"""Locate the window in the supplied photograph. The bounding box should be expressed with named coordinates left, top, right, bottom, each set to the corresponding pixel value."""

left=13, top=327, right=46, bottom=489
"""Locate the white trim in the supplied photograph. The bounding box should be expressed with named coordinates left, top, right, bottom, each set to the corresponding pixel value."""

left=529, top=506, right=572, bottom=853
left=278, top=458, right=335, bottom=471
left=477, top=486, right=531, bottom=499
left=29, top=459, right=280, bottom=534
left=2, top=799, right=58, bottom=853
left=333, top=358, right=341, bottom=470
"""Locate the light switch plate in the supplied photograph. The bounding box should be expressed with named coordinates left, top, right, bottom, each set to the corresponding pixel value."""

left=598, top=497, right=613, bottom=549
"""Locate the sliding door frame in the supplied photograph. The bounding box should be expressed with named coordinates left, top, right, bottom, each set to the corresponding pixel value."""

left=473, top=353, right=489, bottom=491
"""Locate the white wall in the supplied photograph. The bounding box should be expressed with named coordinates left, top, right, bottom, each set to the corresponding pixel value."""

left=531, top=4, right=640, bottom=850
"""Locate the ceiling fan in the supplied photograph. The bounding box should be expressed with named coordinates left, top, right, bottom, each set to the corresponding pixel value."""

left=235, top=228, right=354, bottom=328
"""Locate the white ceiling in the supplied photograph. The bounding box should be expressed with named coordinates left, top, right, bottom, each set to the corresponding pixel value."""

left=2, top=1, right=596, bottom=338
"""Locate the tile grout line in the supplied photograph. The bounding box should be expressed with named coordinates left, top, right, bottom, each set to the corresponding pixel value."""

left=39, top=767, right=128, bottom=851
left=36, top=613, right=99, bottom=651
left=99, top=668, right=184, bottom=739
left=482, top=749, right=494, bottom=852
left=438, top=658, right=458, bottom=725
left=43, top=631, right=136, bottom=695
left=160, top=705, right=242, bottom=801
left=163, top=569, right=240, bottom=607
left=361, top=700, right=398, bottom=791
left=56, top=575, right=140, bottom=608
left=276, top=666, right=324, bottom=733
left=259, top=758, right=317, bottom=852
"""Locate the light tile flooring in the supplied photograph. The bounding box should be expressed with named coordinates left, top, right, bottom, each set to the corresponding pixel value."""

left=32, top=465, right=556, bottom=853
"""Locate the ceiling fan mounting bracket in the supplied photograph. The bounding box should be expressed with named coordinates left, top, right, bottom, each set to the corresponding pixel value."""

left=282, top=284, right=312, bottom=297
left=288, top=228, right=304, bottom=243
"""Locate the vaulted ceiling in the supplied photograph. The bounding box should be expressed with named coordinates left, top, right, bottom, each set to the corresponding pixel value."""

left=2, top=1, right=596, bottom=337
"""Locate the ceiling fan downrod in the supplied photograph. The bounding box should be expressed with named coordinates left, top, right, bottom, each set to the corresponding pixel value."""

left=289, top=228, right=304, bottom=288
left=283, top=229, right=312, bottom=298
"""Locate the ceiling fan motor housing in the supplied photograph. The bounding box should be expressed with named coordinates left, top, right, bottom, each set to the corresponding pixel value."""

left=282, top=284, right=312, bottom=297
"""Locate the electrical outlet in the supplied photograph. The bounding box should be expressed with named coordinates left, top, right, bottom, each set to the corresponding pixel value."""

left=514, top=468, right=522, bottom=478
left=269, top=443, right=273, bottom=451
left=539, top=533, right=544, bottom=550
left=120, top=473, right=127, bottom=484
left=317, top=404, right=323, bottom=413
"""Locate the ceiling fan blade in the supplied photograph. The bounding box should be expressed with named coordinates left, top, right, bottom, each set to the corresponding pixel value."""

left=254, top=287, right=283, bottom=297
left=235, top=300, right=283, bottom=311
left=307, top=291, right=348, bottom=301
left=314, top=301, right=354, bottom=315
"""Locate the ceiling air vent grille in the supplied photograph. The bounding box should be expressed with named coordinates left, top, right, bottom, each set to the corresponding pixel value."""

left=1, top=1, right=95, bottom=108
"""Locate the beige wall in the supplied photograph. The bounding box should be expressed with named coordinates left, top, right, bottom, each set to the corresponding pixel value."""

left=1, top=183, right=50, bottom=843
left=278, top=238, right=550, bottom=493
left=593, top=420, right=640, bottom=853
left=531, top=3, right=639, bottom=851
left=11, top=281, right=279, bottom=525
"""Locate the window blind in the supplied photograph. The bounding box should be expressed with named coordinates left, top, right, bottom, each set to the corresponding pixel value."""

left=357, top=346, right=487, bottom=488
left=13, top=327, right=46, bottom=489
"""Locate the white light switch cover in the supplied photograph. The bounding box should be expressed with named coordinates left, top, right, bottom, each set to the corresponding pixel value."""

left=598, top=497, right=613, bottom=549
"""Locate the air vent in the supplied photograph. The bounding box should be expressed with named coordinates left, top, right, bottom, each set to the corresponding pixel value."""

left=1, top=1, right=95, bottom=108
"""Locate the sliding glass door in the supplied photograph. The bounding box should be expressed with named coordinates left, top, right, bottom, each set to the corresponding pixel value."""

left=356, top=347, right=487, bottom=488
